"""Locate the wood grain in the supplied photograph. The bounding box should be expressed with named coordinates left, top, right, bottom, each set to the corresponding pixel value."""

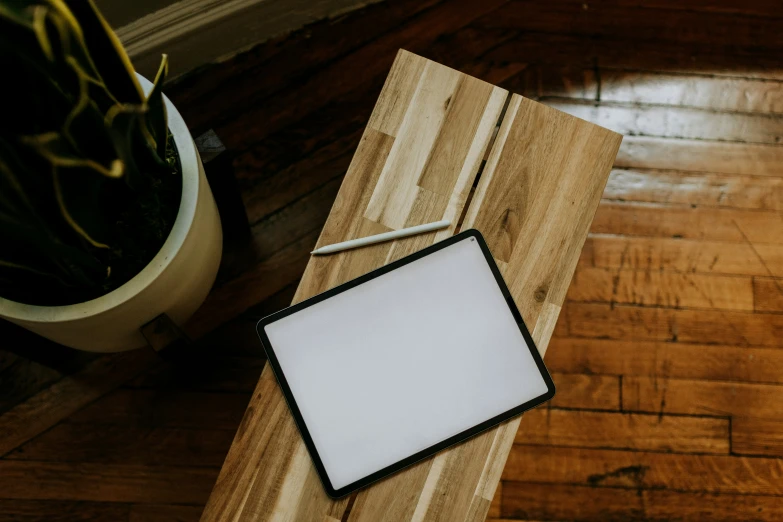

left=558, top=302, right=783, bottom=347
left=752, top=278, right=783, bottom=312
left=0, top=352, right=159, bottom=458
left=615, top=136, right=783, bottom=176
left=67, top=389, right=250, bottom=430
left=0, top=461, right=217, bottom=504
left=567, top=266, right=757, bottom=311
left=0, top=499, right=130, bottom=522
left=129, top=504, right=203, bottom=522
left=591, top=202, right=783, bottom=244
left=548, top=99, right=783, bottom=144
left=200, top=50, right=620, bottom=521
left=346, top=93, right=620, bottom=522
left=546, top=338, right=783, bottom=385
left=502, top=445, right=783, bottom=495
left=516, top=408, right=730, bottom=453
left=598, top=70, right=783, bottom=114
left=200, top=50, right=508, bottom=522
left=480, top=25, right=783, bottom=81
left=622, top=376, right=783, bottom=420
left=6, top=424, right=235, bottom=467
left=477, top=1, right=783, bottom=51
left=500, top=482, right=783, bottom=521
left=7, top=1, right=783, bottom=519
left=732, top=417, right=783, bottom=457
left=548, top=373, right=620, bottom=411
left=212, top=0, right=510, bottom=152
left=579, top=234, right=783, bottom=277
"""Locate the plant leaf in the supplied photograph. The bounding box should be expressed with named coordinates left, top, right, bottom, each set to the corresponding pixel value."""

left=0, top=139, right=36, bottom=218
left=104, top=103, right=146, bottom=189
left=60, top=55, right=117, bottom=164
left=21, top=131, right=123, bottom=178
left=0, top=0, right=31, bottom=27
left=0, top=10, right=76, bottom=135
left=144, top=54, right=169, bottom=160
left=0, top=207, right=105, bottom=287
left=52, top=166, right=110, bottom=249
left=0, top=258, right=63, bottom=282
left=59, top=0, right=144, bottom=104
left=42, top=2, right=120, bottom=110
left=31, top=5, right=55, bottom=61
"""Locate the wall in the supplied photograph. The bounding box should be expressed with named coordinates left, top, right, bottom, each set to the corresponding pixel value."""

left=97, top=0, right=383, bottom=81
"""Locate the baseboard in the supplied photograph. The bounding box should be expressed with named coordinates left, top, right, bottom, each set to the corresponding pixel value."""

left=118, top=0, right=383, bottom=81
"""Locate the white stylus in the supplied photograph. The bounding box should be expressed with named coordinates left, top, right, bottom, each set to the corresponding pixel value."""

left=311, top=220, right=451, bottom=255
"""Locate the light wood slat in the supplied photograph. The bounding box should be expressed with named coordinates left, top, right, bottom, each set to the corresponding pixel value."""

left=516, top=409, right=730, bottom=453
left=546, top=338, right=783, bottom=385
left=465, top=96, right=623, bottom=318
left=502, top=445, right=783, bottom=495
left=603, top=168, right=783, bottom=211
left=200, top=50, right=507, bottom=522
left=349, top=95, right=621, bottom=522
left=615, top=136, right=783, bottom=176
left=547, top=99, right=783, bottom=144
left=367, top=49, right=428, bottom=137
left=566, top=266, right=756, bottom=311
left=578, top=234, right=783, bottom=277
left=487, top=482, right=501, bottom=518
left=364, top=62, right=463, bottom=229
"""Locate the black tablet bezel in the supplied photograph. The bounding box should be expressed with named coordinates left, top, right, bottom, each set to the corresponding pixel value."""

left=256, top=229, right=556, bottom=498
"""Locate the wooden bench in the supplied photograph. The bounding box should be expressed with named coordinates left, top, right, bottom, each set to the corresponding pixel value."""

left=200, top=49, right=621, bottom=522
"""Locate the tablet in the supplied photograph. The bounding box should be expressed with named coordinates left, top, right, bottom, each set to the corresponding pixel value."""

left=256, top=229, right=555, bottom=498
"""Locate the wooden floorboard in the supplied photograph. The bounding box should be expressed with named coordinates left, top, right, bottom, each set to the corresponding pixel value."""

left=2, top=0, right=783, bottom=520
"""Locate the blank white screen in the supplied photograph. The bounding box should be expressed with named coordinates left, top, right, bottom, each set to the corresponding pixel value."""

left=264, top=237, right=549, bottom=490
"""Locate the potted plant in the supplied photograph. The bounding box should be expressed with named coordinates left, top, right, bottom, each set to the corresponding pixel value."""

left=0, top=0, right=222, bottom=352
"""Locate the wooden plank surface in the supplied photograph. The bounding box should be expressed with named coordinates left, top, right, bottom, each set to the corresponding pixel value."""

left=4, top=1, right=783, bottom=520
left=602, top=168, right=783, bottom=211
left=200, top=51, right=620, bottom=521
left=199, top=50, right=508, bottom=522
left=502, top=445, right=783, bottom=495
left=546, top=338, right=783, bottom=385
left=516, top=409, right=730, bottom=453
left=499, top=482, right=783, bottom=521
left=578, top=234, right=783, bottom=277
left=344, top=95, right=619, bottom=522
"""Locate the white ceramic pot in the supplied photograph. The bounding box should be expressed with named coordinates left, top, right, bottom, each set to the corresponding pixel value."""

left=0, top=76, right=223, bottom=352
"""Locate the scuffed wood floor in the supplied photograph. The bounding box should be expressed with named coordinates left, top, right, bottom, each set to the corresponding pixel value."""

left=2, top=0, right=783, bottom=520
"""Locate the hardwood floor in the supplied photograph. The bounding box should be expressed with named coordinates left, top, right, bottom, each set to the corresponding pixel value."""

left=2, top=0, right=783, bottom=520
